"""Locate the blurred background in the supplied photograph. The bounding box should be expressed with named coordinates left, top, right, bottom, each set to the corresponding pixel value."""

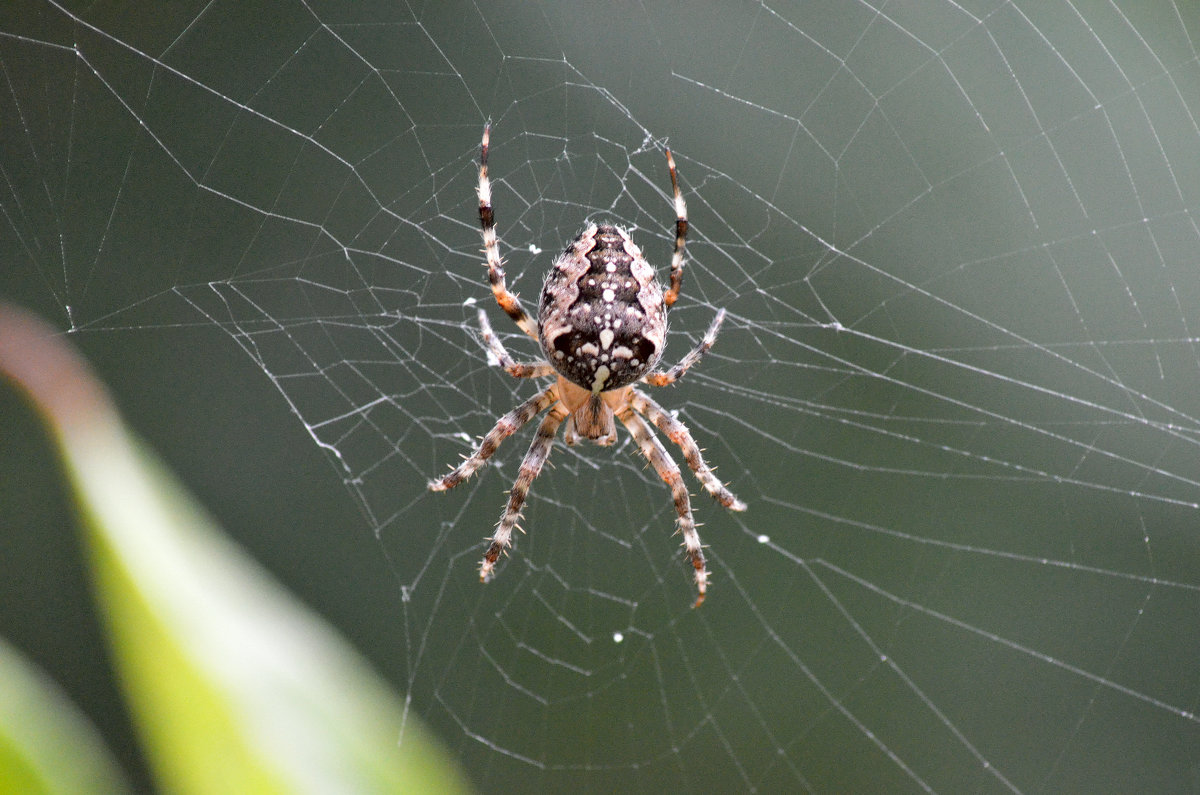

left=3, top=1, right=1200, bottom=791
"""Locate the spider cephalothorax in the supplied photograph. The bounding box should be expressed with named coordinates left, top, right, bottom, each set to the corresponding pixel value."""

left=429, top=124, right=745, bottom=606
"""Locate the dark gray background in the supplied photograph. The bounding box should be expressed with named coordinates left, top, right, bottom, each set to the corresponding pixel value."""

left=3, top=1, right=1200, bottom=791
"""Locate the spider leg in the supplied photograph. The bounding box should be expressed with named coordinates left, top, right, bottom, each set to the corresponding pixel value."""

left=428, top=384, right=557, bottom=492
left=477, top=309, right=555, bottom=379
left=480, top=403, right=568, bottom=582
left=619, top=409, right=709, bottom=607
left=630, top=389, right=746, bottom=512
left=478, top=124, right=538, bottom=340
left=643, top=308, right=726, bottom=387
left=663, top=148, right=687, bottom=308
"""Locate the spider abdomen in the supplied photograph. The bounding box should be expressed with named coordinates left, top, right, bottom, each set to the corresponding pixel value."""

left=538, top=223, right=666, bottom=393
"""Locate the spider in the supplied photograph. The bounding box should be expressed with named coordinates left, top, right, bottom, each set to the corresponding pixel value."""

left=429, top=124, right=745, bottom=607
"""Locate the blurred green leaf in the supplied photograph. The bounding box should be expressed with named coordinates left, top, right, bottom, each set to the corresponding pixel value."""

left=0, top=635, right=129, bottom=794
left=0, top=304, right=472, bottom=794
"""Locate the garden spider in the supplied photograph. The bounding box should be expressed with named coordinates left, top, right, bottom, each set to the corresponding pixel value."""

left=429, top=124, right=745, bottom=606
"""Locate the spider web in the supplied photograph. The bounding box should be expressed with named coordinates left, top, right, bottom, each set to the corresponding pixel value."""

left=4, top=0, right=1200, bottom=790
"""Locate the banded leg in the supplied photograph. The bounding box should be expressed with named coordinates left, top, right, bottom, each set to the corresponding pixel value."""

left=630, top=389, right=746, bottom=512
left=643, top=308, right=726, bottom=387
left=480, top=404, right=568, bottom=582
left=619, top=409, right=709, bottom=607
left=428, top=384, right=557, bottom=492
left=478, top=124, right=537, bottom=340
left=663, top=149, right=687, bottom=307
left=477, top=309, right=554, bottom=379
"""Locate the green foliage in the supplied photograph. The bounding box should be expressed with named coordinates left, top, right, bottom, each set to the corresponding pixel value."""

left=0, top=304, right=472, bottom=794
